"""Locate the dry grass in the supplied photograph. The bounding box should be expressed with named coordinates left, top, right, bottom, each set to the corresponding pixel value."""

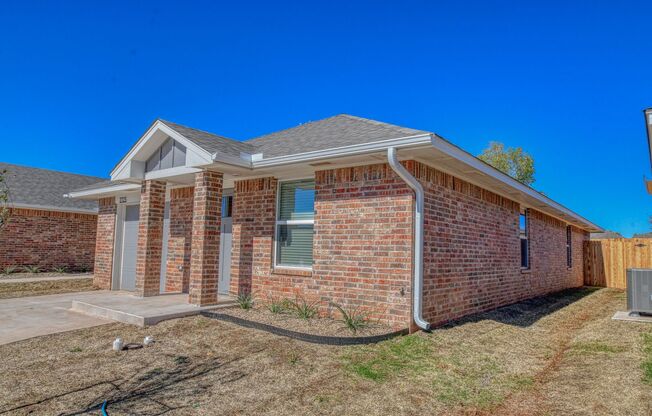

left=0, top=287, right=650, bottom=415
left=0, top=278, right=96, bottom=299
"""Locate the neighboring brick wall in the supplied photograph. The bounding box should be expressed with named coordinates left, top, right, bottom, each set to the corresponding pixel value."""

left=414, top=160, right=589, bottom=326
left=93, top=198, right=116, bottom=289
left=189, top=171, right=223, bottom=305
left=165, top=187, right=194, bottom=293
left=0, top=207, right=97, bottom=272
left=135, top=180, right=166, bottom=297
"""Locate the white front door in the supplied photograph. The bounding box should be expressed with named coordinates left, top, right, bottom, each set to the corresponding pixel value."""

left=120, top=204, right=139, bottom=291
left=218, top=193, right=233, bottom=295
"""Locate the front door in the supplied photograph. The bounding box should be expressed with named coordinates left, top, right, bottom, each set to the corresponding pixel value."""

left=218, top=192, right=233, bottom=295
left=120, top=204, right=139, bottom=291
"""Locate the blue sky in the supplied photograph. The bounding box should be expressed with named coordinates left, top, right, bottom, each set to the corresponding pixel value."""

left=1, top=1, right=651, bottom=236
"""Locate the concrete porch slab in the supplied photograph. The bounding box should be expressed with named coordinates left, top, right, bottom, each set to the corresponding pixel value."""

left=612, top=310, right=652, bottom=323
left=71, top=291, right=237, bottom=327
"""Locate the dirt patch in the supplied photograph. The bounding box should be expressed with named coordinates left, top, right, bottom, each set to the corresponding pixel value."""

left=218, top=306, right=396, bottom=337
left=0, top=288, right=650, bottom=415
left=0, top=278, right=97, bottom=299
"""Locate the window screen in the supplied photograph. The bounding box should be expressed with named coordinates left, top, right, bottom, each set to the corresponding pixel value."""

left=275, top=179, right=315, bottom=268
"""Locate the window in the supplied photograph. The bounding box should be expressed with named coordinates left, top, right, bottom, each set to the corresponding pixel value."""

left=275, top=179, right=315, bottom=268
left=520, top=210, right=529, bottom=269
left=566, top=225, right=572, bottom=268
left=145, top=138, right=187, bottom=172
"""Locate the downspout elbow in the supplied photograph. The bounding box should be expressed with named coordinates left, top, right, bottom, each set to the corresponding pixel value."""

left=387, top=147, right=431, bottom=331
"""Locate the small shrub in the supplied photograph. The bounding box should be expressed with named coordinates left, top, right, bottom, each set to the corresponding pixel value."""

left=52, top=266, right=67, bottom=274
left=69, top=346, right=83, bottom=353
left=22, top=265, right=41, bottom=274
left=236, top=292, right=254, bottom=310
left=289, top=294, right=319, bottom=319
left=2, top=266, right=18, bottom=275
left=332, top=303, right=372, bottom=334
left=266, top=295, right=287, bottom=314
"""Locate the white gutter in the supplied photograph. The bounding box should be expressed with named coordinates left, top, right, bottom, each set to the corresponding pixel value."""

left=65, top=183, right=141, bottom=199
left=387, top=147, right=430, bottom=331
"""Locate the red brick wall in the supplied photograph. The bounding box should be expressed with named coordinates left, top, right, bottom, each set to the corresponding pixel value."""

left=414, top=160, right=589, bottom=326
left=230, top=177, right=277, bottom=296
left=313, top=164, right=414, bottom=328
left=165, top=187, right=194, bottom=293
left=93, top=198, right=116, bottom=289
left=230, top=165, right=414, bottom=328
left=0, top=207, right=97, bottom=272
left=135, top=180, right=166, bottom=297
left=189, top=171, right=223, bottom=305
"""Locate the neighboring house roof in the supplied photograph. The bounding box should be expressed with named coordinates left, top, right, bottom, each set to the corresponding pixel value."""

left=246, top=114, right=428, bottom=158
left=633, top=232, right=652, bottom=238
left=590, top=231, right=624, bottom=239
left=0, top=162, right=105, bottom=213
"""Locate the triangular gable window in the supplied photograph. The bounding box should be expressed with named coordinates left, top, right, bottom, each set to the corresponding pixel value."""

left=146, top=137, right=187, bottom=172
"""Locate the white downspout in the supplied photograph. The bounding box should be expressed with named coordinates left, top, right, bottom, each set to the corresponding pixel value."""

left=387, top=147, right=431, bottom=331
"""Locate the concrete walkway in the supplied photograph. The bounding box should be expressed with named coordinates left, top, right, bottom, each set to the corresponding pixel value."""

left=0, top=274, right=93, bottom=284
left=0, top=291, right=111, bottom=345
left=0, top=291, right=237, bottom=345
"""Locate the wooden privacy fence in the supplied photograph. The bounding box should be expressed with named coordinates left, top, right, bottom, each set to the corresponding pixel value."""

left=584, top=238, right=652, bottom=289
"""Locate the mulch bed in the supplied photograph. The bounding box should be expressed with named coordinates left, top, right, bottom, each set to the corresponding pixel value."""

left=213, top=306, right=398, bottom=338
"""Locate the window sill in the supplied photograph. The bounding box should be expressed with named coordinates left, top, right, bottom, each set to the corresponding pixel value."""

left=272, top=267, right=313, bottom=277
left=520, top=268, right=532, bottom=274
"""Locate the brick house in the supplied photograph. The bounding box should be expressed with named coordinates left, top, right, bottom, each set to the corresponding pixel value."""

left=69, top=115, right=601, bottom=330
left=0, top=163, right=103, bottom=271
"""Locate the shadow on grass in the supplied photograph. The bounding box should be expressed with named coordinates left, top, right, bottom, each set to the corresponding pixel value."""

left=0, top=351, right=259, bottom=416
left=441, top=287, right=603, bottom=329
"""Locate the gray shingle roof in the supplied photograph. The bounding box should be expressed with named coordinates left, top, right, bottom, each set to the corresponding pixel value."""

left=0, top=163, right=105, bottom=212
left=245, top=114, right=429, bottom=158
left=158, top=114, right=429, bottom=159
left=160, top=119, right=257, bottom=157
left=590, top=231, right=624, bottom=239
left=633, top=232, right=652, bottom=238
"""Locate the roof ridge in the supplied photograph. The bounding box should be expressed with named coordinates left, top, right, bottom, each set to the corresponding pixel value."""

left=337, top=113, right=427, bottom=133
left=158, top=119, right=241, bottom=142
left=0, top=162, right=106, bottom=180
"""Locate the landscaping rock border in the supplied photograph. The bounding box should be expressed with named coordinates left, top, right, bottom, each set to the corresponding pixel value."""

left=200, top=310, right=408, bottom=345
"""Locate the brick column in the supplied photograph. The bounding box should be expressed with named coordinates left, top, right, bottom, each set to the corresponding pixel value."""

left=135, top=180, right=166, bottom=297
left=93, top=197, right=117, bottom=290
left=189, top=171, right=223, bottom=305
left=165, top=187, right=194, bottom=293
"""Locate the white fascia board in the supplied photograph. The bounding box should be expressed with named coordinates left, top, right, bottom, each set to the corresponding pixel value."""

left=9, top=203, right=98, bottom=215
left=211, top=151, right=254, bottom=169
left=144, top=166, right=201, bottom=180
left=251, top=133, right=433, bottom=168
left=428, top=135, right=603, bottom=232
left=110, top=120, right=213, bottom=180
left=66, top=183, right=141, bottom=199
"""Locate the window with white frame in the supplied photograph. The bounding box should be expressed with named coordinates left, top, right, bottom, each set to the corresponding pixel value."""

left=566, top=225, right=572, bottom=268
left=275, top=179, right=315, bottom=268
left=520, top=209, right=529, bottom=269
